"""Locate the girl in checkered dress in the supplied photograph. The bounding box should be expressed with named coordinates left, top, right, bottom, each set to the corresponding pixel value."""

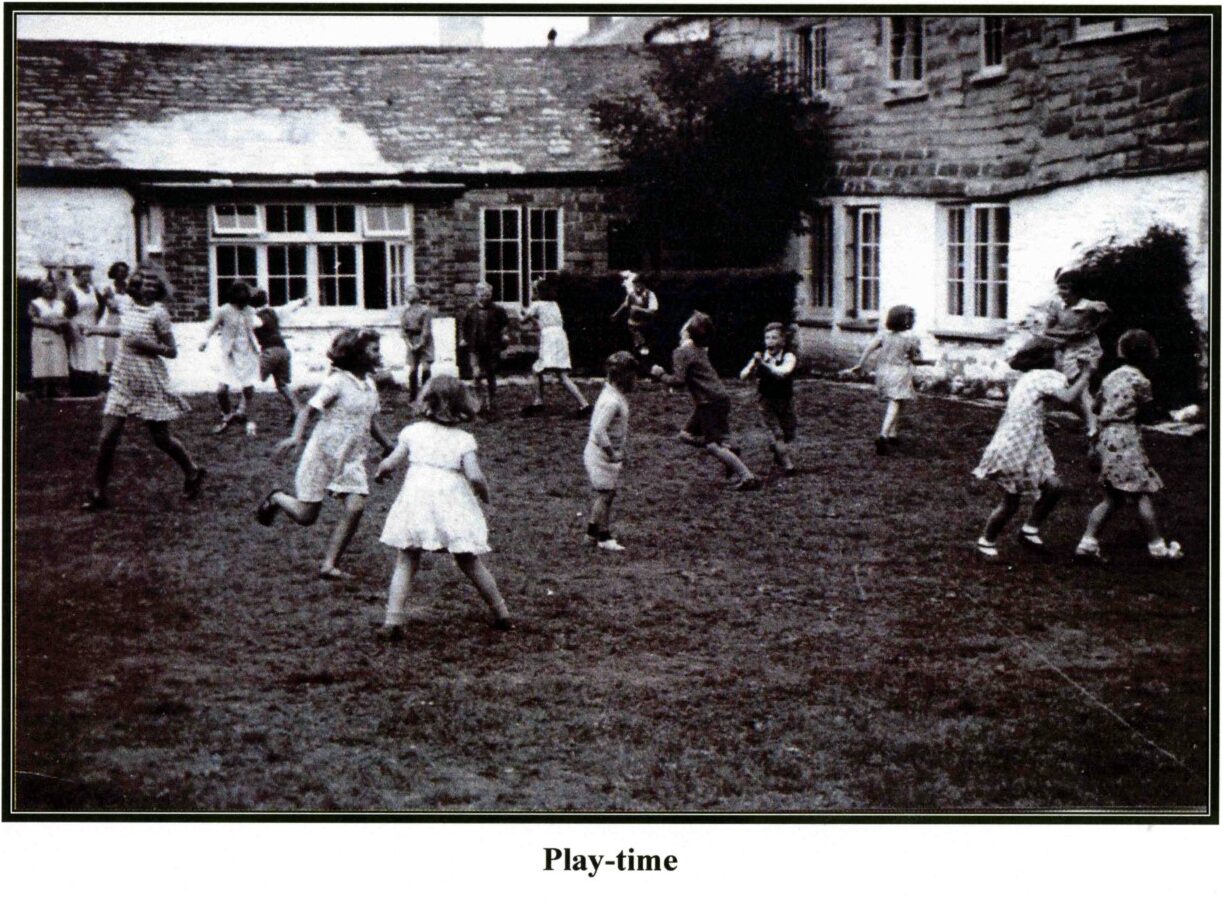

left=81, top=267, right=205, bottom=511
left=971, top=341, right=1094, bottom=558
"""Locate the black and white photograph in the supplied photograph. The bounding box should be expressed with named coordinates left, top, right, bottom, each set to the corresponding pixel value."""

left=4, top=2, right=1218, bottom=880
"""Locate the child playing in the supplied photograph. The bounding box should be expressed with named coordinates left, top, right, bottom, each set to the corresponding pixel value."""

left=461, top=281, right=511, bottom=418
left=971, top=342, right=1094, bottom=558
left=374, top=375, right=511, bottom=638
left=1042, top=268, right=1110, bottom=436
left=520, top=278, right=592, bottom=417
left=840, top=304, right=934, bottom=453
left=740, top=322, right=798, bottom=475
left=611, top=271, right=659, bottom=359
left=257, top=328, right=394, bottom=580
left=81, top=267, right=205, bottom=510
left=251, top=287, right=308, bottom=423
left=27, top=278, right=70, bottom=399
left=1075, top=330, right=1182, bottom=561
left=399, top=284, right=434, bottom=402
left=650, top=311, right=760, bottom=491
left=584, top=351, right=637, bottom=551
left=199, top=281, right=261, bottom=436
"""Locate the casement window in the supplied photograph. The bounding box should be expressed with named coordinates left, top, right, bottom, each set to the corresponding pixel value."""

left=946, top=204, right=1009, bottom=321
left=845, top=207, right=881, bottom=316
left=1074, top=16, right=1167, bottom=41
left=980, top=18, right=1005, bottom=70
left=481, top=206, right=563, bottom=303
left=779, top=24, right=827, bottom=95
left=885, top=16, right=925, bottom=84
left=808, top=206, right=835, bottom=310
left=209, top=202, right=413, bottom=310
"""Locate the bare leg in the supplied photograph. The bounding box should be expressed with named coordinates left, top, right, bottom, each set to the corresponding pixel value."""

left=321, top=493, right=366, bottom=575
left=274, top=377, right=300, bottom=416
left=560, top=373, right=589, bottom=409
left=982, top=491, right=1022, bottom=543
left=216, top=384, right=231, bottom=417
left=1135, top=493, right=1165, bottom=545
left=531, top=372, right=546, bottom=407
left=271, top=493, right=322, bottom=526
left=1026, top=477, right=1064, bottom=528
left=146, top=421, right=199, bottom=478
left=453, top=553, right=510, bottom=624
left=1079, top=490, right=1121, bottom=547
left=881, top=400, right=902, bottom=439
left=383, top=549, right=421, bottom=627
left=706, top=442, right=754, bottom=482
left=92, top=414, right=127, bottom=498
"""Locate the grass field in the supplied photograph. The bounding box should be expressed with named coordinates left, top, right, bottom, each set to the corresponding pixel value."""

left=12, top=378, right=1212, bottom=813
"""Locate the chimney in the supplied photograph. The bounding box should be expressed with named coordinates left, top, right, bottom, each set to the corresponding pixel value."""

left=547, top=28, right=557, bottom=47
left=438, top=15, right=483, bottom=47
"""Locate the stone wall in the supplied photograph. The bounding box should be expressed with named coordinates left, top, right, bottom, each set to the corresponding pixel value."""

left=15, top=186, right=137, bottom=278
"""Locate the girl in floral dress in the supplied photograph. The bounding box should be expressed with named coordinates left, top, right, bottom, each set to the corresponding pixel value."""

left=258, top=329, right=393, bottom=580
left=1075, top=330, right=1182, bottom=561
left=972, top=342, right=1094, bottom=558
left=841, top=305, right=935, bottom=453
left=374, top=375, right=511, bottom=637
left=81, top=267, right=205, bottom=511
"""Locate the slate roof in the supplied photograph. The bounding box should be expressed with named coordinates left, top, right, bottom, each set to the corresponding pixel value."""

left=15, top=40, right=654, bottom=175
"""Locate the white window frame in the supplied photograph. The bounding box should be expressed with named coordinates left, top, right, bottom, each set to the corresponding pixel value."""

left=479, top=205, right=565, bottom=304
left=778, top=26, right=814, bottom=95
left=811, top=23, right=828, bottom=93
left=884, top=16, right=925, bottom=86
left=845, top=206, right=881, bottom=317
left=943, top=203, right=1009, bottom=325
left=1074, top=16, right=1168, bottom=42
left=980, top=17, right=1006, bottom=73
left=206, top=202, right=414, bottom=312
left=211, top=203, right=263, bottom=235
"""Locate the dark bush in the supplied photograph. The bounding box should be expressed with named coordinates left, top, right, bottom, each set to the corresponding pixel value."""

left=541, top=269, right=800, bottom=375
left=1075, top=226, right=1203, bottom=409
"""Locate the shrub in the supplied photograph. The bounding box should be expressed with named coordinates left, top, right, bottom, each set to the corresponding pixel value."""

left=541, top=269, right=800, bottom=374
left=1075, top=226, right=1203, bottom=409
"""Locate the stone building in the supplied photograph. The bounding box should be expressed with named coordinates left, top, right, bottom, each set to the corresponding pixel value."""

left=14, top=40, right=647, bottom=387
left=647, top=13, right=1211, bottom=381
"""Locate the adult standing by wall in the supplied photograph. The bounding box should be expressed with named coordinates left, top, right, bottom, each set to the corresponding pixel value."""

left=461, top=281, right=510, bottom=418
left=399, top=284, right=434, bottom=401
left=27, top=278, right=71, bottom=399
left=64, top=264, right=103, bottom=396
left=97, top=261, right=133, bottom=384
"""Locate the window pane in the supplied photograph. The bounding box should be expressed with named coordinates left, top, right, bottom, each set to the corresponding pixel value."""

left=317, top=206, right=335, bottom=232
left=266, top=204, right=305, bottom=232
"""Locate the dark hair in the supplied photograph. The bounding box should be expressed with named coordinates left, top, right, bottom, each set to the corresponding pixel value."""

left=1118, top=329, right=1159, bottom=370
left=72, top=264, right=93, bottom=277
left=1008, top=336, right=1058, bottom=372
left=1054, top=267, right=1085, bottom=295
left=251, top=288, right=269, bottom=307
left=327, top=328, right=380, bottom=373
left=228, top=281, right=253, bottom=306
left=684, top=311, right=715, bottom=347
left=417, top=374, right=477, bottom=424
left=107, top=261, right=130, bottom=281
left=885, top=305, right=915, bottom=332
left=605, top=350, right=638, bottom=387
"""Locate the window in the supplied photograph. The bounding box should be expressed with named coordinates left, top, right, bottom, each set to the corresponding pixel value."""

left=265, top=204, right=306, bottom=233
left=207, top=203, right=414, bottom=311
left=779, top=27, right=813, bottom=94
left=809, top=206, right=834, bottom=309
left=364, top=204, right=411, bottom=236
left=481, top=206, right=564, bottom=303
left=212, top=204, right=261, bottom=234
left=981, top=18, right=1005, bottom=69
left=885, top=16, right=924, bottom=83
left=845, top=207, right=880, bottom=316
left=811, top=24, right=828, bottom=92
left=215, top=245, right=258, bottom=303
left=946, top=204, right=1009, bottom=321
left=1075, top=16, right=1167, bottom=41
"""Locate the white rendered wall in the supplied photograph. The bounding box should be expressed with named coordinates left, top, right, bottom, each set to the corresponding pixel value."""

left=16, top=187, right=137, bottom=278
left=877, top=197, right=940, bottom=333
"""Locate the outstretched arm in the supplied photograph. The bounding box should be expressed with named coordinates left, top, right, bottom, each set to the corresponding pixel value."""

left=374, top=435, right=410, bottom=482
left=369, top=417, right=394, bottom=457
left=841, top=335, right=883, bottom=376
left=198, top=311, right=222, bottom=351
left=740, top=353, right=761, bottom=381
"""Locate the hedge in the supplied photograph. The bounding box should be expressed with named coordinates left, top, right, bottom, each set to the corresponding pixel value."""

left=540, top=269, right=800, bottom=375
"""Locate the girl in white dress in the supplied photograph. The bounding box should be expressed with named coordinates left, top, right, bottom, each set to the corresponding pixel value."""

left=375, top=375, right=511, bottom=638
left=65, top=264, right=103, bottom=396
left=28, top=279, right=70, bottom=398
left=584, top=351, right=636, bottom=551
left=519, top=279, right=591, bottom=417
left=258, top=329, right=394, bottom=580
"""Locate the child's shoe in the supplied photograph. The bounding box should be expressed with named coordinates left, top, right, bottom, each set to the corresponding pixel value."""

left=245, top=421, right=258, bottom=438
left=598, top=538, right=626, bottom=552
left=1148, top=539, right=1183, bottom=560
left=1074, top=538, right=1105, bottom=563
left=182, top=467, right=207, bottom=500
left=255, top=490, right=281, bottom=526
left=493, top=616, right=513, bottom=631
left=375, top=624, right=405, bottom=642
left=975, top=536, right=999, bottom=559
left=82, top=491, right=110, bottom=512
left=211, top=414, right=234, bottom=435
left=1018, top=525, right=1044, bottom=549
left=729, top=475, right=762, bottom=492
left=875, top=436, right=890, bottom=455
